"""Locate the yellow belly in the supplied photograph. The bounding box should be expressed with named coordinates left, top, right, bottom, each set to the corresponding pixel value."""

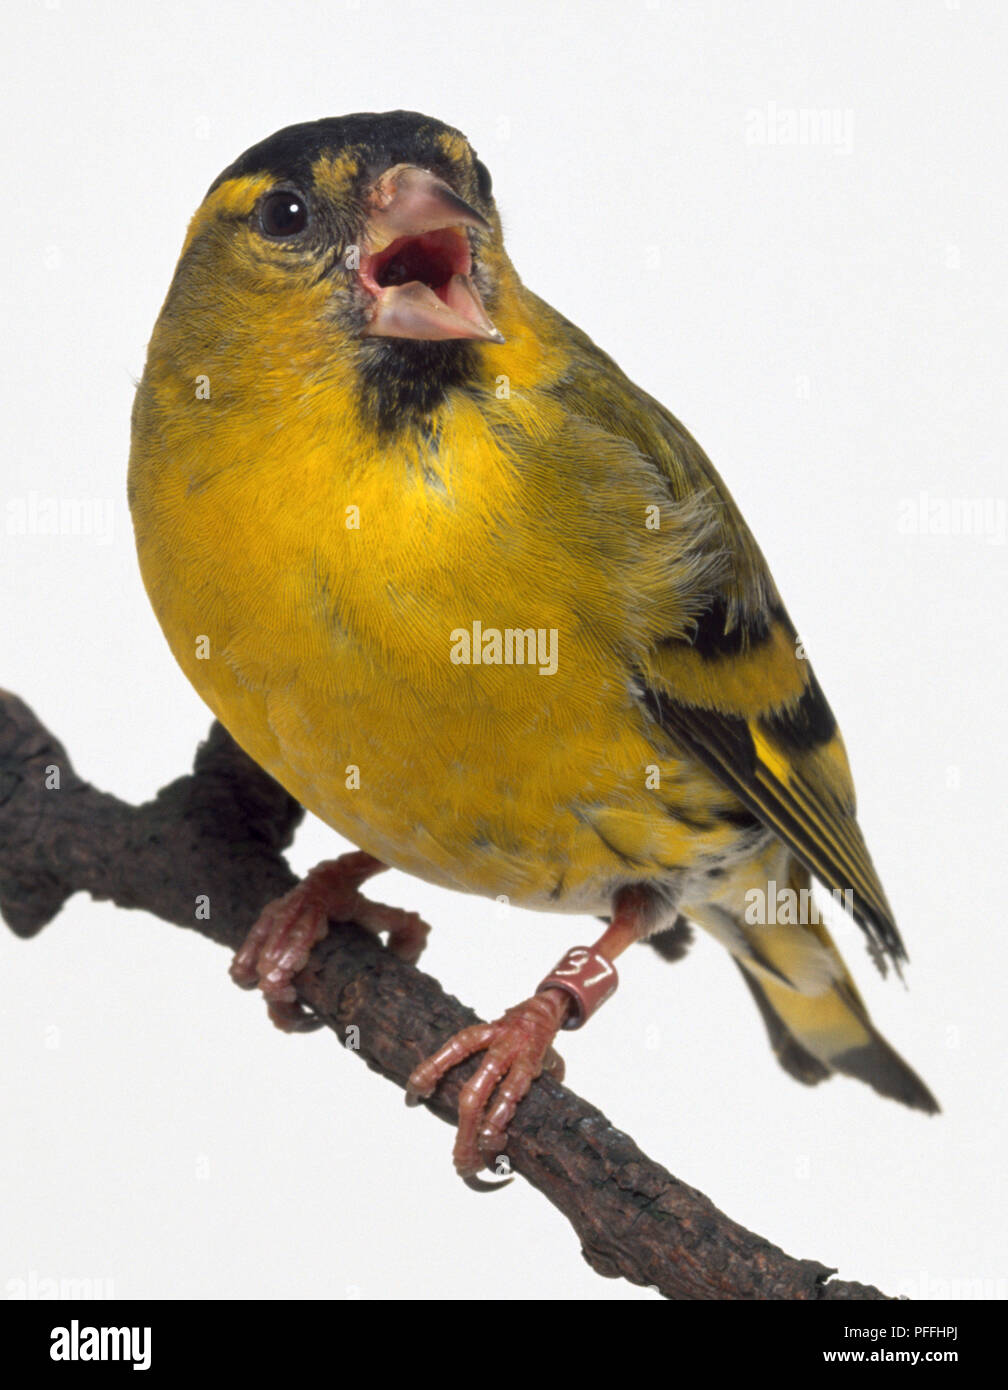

left=129, top=383, right=745, bottom=913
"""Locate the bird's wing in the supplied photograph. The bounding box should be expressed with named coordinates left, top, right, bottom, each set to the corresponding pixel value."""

left=542, top=312, right=904, bottom=968
left=639, top=635, right=904, bottom=969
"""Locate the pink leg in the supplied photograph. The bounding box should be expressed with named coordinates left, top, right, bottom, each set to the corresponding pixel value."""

left=231, top=851, right=431, bottom=1031
left=407, top=884, right=659, bottom=1182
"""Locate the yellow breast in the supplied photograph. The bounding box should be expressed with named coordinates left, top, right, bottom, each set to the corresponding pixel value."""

left=129, top=292, right=741, bottom=912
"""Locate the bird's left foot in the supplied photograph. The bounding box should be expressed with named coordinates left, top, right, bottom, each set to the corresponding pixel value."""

left=406, top=988, right=570, bottom=1182
left=405, top=920, right=640, bottom=1184
left=231, top=851, right=431, bottom=1031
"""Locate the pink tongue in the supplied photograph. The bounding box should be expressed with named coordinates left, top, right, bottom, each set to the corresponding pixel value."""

left=364, top=274, right=504, bottom=343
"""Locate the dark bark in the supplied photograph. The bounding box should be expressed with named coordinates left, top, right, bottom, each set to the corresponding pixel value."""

left=0, top=689, right=892, bottom=1300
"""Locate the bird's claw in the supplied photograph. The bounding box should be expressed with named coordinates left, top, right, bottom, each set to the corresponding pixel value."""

left=406, top=988, right=569, bottom=1180
left=231, top=852, right=431, bottom=1030
left=463, top=1171, right=514, bottom=1194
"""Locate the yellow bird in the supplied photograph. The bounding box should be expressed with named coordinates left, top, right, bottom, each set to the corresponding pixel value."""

left=128, top=111, right=937, bottom=1181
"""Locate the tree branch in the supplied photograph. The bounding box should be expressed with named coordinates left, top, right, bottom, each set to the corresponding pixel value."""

left=0, top=689, right=891, bottom=1300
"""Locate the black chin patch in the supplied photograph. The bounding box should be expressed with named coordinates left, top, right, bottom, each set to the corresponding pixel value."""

left=355, top=338, right=479, bottom=434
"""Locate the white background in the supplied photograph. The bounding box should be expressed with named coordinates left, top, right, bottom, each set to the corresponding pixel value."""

left=2, top=0, right=1005, bottom=1301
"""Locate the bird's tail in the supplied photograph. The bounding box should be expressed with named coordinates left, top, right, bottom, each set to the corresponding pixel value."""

left=692, top=855, right=939, bottom=1113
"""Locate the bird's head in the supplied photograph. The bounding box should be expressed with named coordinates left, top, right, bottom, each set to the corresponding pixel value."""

left=154, top=111, right=515, bottom=431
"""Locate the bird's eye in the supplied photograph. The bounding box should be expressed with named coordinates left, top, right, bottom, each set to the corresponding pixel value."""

left=258, top=190, right=310, bottom=239
left=473, top=159, right=492, bottom=201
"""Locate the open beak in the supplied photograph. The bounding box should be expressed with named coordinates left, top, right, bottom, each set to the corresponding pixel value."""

left=358, top=164, right=504, bottom=344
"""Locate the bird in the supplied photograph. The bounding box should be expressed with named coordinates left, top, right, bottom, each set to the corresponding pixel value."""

left=128, top=110, right=938, bottom=1182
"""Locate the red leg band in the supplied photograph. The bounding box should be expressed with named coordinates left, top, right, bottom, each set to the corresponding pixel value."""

left=537, top=947, right=619, bottom=1030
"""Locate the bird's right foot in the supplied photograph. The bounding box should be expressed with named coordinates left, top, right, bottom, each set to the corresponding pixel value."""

left=231, top=850, right=430, bottom=1031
